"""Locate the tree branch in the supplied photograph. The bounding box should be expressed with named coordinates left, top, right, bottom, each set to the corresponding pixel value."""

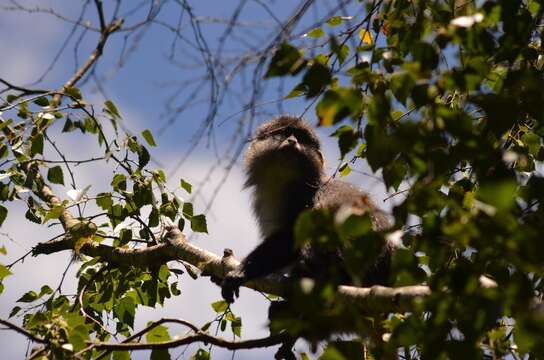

left=0, top=78, right=49, bottom=95
left=32, top=223, right=438, bottom=313
left=27, top=168, right=495, bottom=315
left=94, top=317, right=200, bottom=359
left=89, top=331, right=288, bottom=351
left=0, top=319, right=47, bottom=344
left=51, top=11, right=123, bottom=104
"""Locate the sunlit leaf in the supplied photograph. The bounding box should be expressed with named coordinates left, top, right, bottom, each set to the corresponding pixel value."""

left=306, top=27, right=325, bottom=38
left=358, top=29, right=373, bottom=44
left=141, top=129, right=157, bottom=147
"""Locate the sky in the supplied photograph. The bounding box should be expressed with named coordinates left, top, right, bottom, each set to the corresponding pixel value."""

left=0, top=1, right=395, bottom=359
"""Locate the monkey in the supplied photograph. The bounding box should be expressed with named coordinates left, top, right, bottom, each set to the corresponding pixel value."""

left=220, top=115, right=393, bottom=303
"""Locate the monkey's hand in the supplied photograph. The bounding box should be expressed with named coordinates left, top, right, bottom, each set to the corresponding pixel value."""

left=221, top=270, right=245, bottom=303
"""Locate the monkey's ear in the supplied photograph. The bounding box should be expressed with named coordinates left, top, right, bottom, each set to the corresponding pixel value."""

left=317, top=150, right=324, bottom=166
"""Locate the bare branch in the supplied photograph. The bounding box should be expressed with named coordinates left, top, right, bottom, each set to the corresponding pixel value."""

left=52, top=16, right=123, bottom=105
left=0, top=319, right=47, bottom=344
left=0, top=78, right=49, bottom=95
left=94, top=318, right=201, bottom=359
left=94, top=0, right=107, bottom=31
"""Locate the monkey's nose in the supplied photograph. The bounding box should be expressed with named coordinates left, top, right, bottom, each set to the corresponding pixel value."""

left=284, top=135, right=298, bottom=147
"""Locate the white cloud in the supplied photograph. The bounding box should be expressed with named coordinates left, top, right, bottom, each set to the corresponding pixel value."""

left=0, top=7, right=66, bottom=84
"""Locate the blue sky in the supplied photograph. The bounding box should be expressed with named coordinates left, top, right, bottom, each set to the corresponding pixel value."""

left=0, top=1, right=393, bottom=358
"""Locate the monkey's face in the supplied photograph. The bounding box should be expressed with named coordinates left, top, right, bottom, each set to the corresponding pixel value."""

left=244, top=117, right=324, bottom=187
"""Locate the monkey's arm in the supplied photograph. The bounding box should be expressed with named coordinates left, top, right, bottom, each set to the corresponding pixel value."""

left=221, top=230, right=296, bottom=303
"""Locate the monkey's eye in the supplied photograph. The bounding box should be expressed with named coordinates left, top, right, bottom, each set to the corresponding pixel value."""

left=262, top=129, right=287, bottom=140
left=291, top=129, right=319, bottom=148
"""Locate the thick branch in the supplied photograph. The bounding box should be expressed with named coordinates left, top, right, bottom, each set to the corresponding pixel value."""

left=94, top=318, right=201, bottom=359
left=0, top=78, right=49, bottom=95
left=32, top=225, right=284, bottom=296
left=89, top=331, right=288, bottom=351
left=27, top=170, right=494, bottom=315
left=32, top=224, right=437, bottom=313
left=0, top=319, right=47, bottom=344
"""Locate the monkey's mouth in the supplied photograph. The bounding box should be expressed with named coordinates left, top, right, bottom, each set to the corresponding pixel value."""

left=245, top=148, right=323, bottom=188
left=270, top=147, right=308, bottom=164
left=265, top=146, right=320, bottom=172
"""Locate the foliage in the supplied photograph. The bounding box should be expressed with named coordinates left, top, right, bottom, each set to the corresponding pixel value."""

left=0, top=0, right=544, bottom=359
left=265, top=0, right=544, bottom=358
left=0, top=94, right=210, bottom=358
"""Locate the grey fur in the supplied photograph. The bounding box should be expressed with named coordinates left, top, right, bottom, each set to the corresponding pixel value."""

left=220, top=115, right=392, bottom=302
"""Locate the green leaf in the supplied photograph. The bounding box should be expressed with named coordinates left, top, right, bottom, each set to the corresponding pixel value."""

left=177, top=217, right=185, bottom=231
left=412, top=42, right=439, bottom=72
left=113, top=296, right=136, bottom=328
left=285, top=83, right=307, bottom=98
left=326, top=16, right=343, bottom=26
left=521, top=132, right=540, bottom=157
left=112, top=351, right=131, bottom=360
left=314, top=54, right=329, bottom=65
left=180, top=179, right=192, bottom=194
left=25, top=208, right=41, bottom=224
left=118, top=229, right=132, bottom=246
left=157, top=168, right=168, bottom=182
left=141, top=129, right=157, bottom=147
left=47, top=166, right=64, bottom=185
left=191, top=349, right=210, bottom=360
left=307, top=27, right=325, bottom=38
left=104, top=100, right=121, bottom=119
left=321, top=341, right=364, bottom=360
left=17, top=290, right=38, bottom=303
left=33, top=97, right=49, bottom=107
left=211, top=300, right=229, bottom=313
left=43, top=205, right=65, bottom=223
left=339, top=162, right=351, bottom=177
left=302, top=62, right=332, bottom=97
left=30, top=133, right=44, bottom=156
left=38, top=285, right=53, bottom=297
left=0, top=205, right=7, bottom=227
left=201, top=322, right=212, bottom=331
left=158, top=264, right=170, bottom=282
left=182, top=202, right=193, bottom=218
left=390, top=71, right=416, bottom=105
left=64, top=87, right=82, bottom=100
left=170, top=282, right=181, bottom=295
left=0, top=264, right=12, bottom=281
left=9, top=306, right=21, bottom=318
left=316, top=88, right=363, bottom=125
left=0, top=143, right=8, bottom=159
left=337, top=44, right=349, bottom=65
left=111, top=174, right=127, bottom=192
left=146, top=323, right=171, bottom=343
left=151, top=349, right=171, bottom=360
left=330, top=37, right=349, bottom=65
left=96, top=193, right=113, bottom=210
left=190, top=214, right=208, bottom=233
left=230, top=316, right=242, bottom=337
left=149, top=207, right=159, bottom=227
left=382, top=161, right=407, bottom=191
left=138, top=146, right=150, bottom=169
left=265, top=43, right=305, bottom=78
left=477, top=181, right=517, bottom=211
left=331, top=125, right=359, bottom=158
